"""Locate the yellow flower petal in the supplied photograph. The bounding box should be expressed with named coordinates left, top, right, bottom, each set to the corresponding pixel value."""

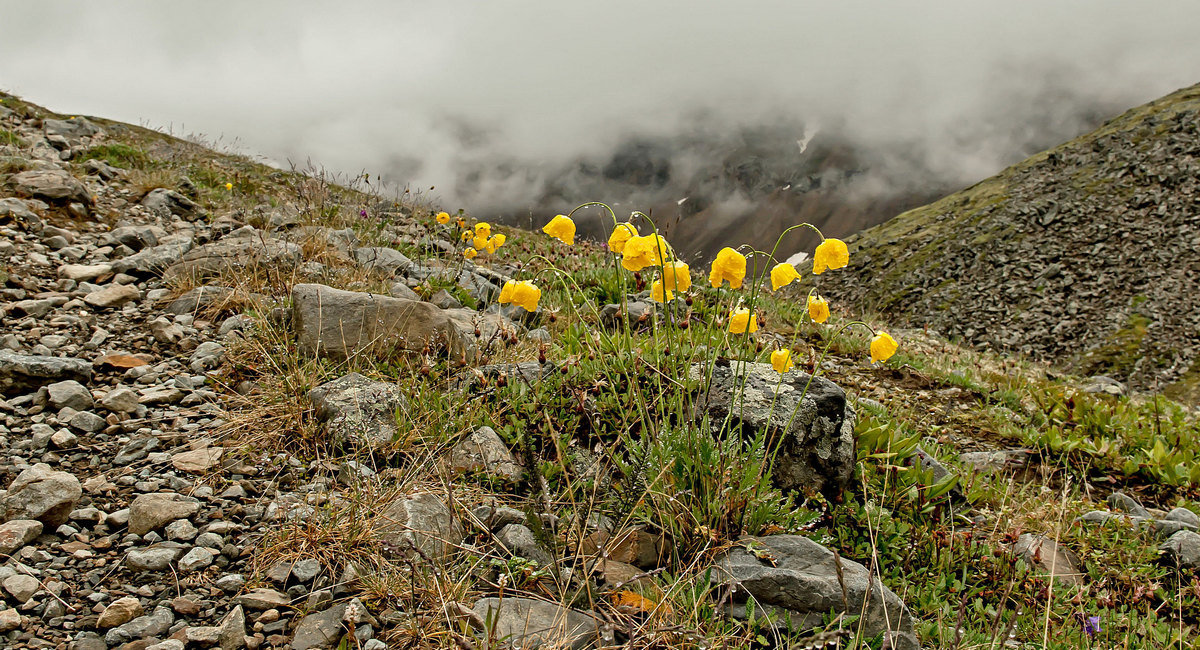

left=770, top=263, right=800, bottom=291
left=807, top=295, right=830, bottom=323
left=491, top=233, right=506, bottom=249
left=709, top=247, right=747, bottom=289
left=499, top=280, right=516, bottom=304
left=621, top=234, right=672, bottom=272
left=511, top=280, right=541, bottom=312
left=473, top=235, right=490, bottom=251
left=728, top=307, right=758, bottom=334
left=608, top=222, right=638, bottom=254
left=870, top=331, right=899, bottom=363
left=649, top=279, right=673, bottom=303
left=475, top=222, right=491, bottom=239
left=813, top=238, right=849, bottom=275
left=461, top=231, right=472, bottom=242
left=543, top=214, right=576, bottom=245
left=771, top=349, right=793, bottom=373
left=436, top=211, right=450, bottom=224
left=662, top=261, right=691, bottom=293
left=224, top=182, right=233, bottom=191
left=463, top=247, right=478, bottom=259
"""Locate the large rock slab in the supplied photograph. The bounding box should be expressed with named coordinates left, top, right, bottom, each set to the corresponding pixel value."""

left=0, top=350, right=92, bottom=395
left=9, top=169, right=92, bottom=204
left=692, top=361, right=854, bottom=498
left=163, top=231, right=300, bottom=282
left=713, top=535, right=918, bottom=650
left=1, top=463, right=82, bottom=527
left=112, top=239, right=194, bottom=276
left=354, top=246, right=412, bottom=275
left=308, top=373, right=404, bottom=450
left=44, top=117, right=102, bottom=141
left=292, top=283, right=461, bottom=360
left=375, top=493, right=463, bottom=558
left=470, top=597, right=601, bottom=650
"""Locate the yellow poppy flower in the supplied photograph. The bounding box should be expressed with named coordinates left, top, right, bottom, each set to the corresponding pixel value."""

left=543, top=214, right=576, bottom=245
left=608, top=222, right=638, bottom=254
left=224, top=182, right=233, bottom=191
left=662, top=261, right=691, bottom=292
left=771, top=349, right=793, bottom=373
left=813, top=238, right=849, bottom=275
left=483, top=238, right=498, bottom=254
left=436, top=211, right=450, bottom=224
left=709, top=247, right=747, bottom=289
left=728, top=307, right=758, bottom=334
left=649, top=279, right=672, bottom=303
left=770, top=263, right=800, bottom=291
left=499, top=280, right=540, bottom=312
left=807, top=294, right=830, bottom=323
left=463, top=247, right=478, bottom=259
left=870, top=332, right=899, bottom=363
left=473, top=235, right=490, bottom=251
left=461, top=231, right=472, bottom=242
left=485, top=233, right=506, bottom=254
left=475, top=222, right=492, bottom=239
left=621, top=234, right=672, bottom=272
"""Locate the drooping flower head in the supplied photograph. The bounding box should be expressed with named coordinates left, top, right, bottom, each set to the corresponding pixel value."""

left=488, top=233, right=506, bottom=252
left=649, top=279, right=672, bottom=303
left=662, top=261, right=691, bottom=293
left=499, top=280, right=540, bottom=312
left=709, top=247, right=747, bottom=289
left=771, top=349, right=794, bottom=373
left=728, top=307, right=758, bottom=334
left=770, top=263, right=800, bottom=291
left=224, top=182, right=233, bottom=191
left=436, top=211, right=450, bottom=224
left=608, top=222, right=638, bottom=254
left=543, top=214, right=576, bottom=245
left=463, top=247, right=478, bottom=259
left=461, top=231, right=473, bottom=242
left=621, top=234, right=672, bottom=272
left=475, top=222, right=492, bottom=239
left=813, top=238, right=849, bottom=275
left=870, top=331, right=898, bottom=363
left=807, top=294, right=830, bottom=323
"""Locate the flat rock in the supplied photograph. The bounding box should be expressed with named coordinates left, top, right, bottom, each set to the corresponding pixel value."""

left=1013, top=534, right=1085, bottom=586
left=112, top=240, right=194, bottom=277
left=2, top=574, right=39, bottom=602
left=1160, top=530, right=1200, bottom=569
left=0, top=350, right=92, bottom=395
left=1, top=462, right=82, bottom=527
left=98, top=596, right=144, bottom=628
left=172, top=447, right=224, bottom=473
left=0, top=520, right=42, bottom=555
left=46, top=379, right=93, bottom=410
left=10, top=168, right=92, bottom=204
left=713, top=534, right=918, bottom=650
left=126, top=543, right=185, bottom=571
left=291, top=603, right=347, bottom=650
left=59, top=263, right=112, bottom=281
left=163, top=232, right=300, bottom=283
left=141, top=188, right=198, bottom=219
left=470, top=597, right=601, bottom=650
left=292, top=283, right=462, bottom=360
left=105, top=606, right=174, bottom=646
left=84, top=283, right=140, bottom=308
left=235, top=588, right=290, bottom=610
left=354, top=246, right=413, bottom=275
left=129, top=492, right=201, bottom=536
left=375, top=493, right=463, bottom=558
left=692, top=361, right=855, bottom=499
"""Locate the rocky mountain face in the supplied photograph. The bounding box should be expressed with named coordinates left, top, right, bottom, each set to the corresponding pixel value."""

left=816, top=83, right=1200, bottom=398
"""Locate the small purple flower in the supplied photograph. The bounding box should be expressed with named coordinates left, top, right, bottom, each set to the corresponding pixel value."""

left=359, top=209, right=368, bottom=217
left=1083, top=615, right=1101, bottom=636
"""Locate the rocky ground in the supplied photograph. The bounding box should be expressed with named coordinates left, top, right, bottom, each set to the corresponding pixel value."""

left=2, top=92, right=1199, bottom=650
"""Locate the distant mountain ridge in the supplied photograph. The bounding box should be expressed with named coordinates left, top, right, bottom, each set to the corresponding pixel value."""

left=815, top=83, right=1200, bottom=399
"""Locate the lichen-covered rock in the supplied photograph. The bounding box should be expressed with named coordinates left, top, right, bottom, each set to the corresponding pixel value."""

left=692, top=361, right=854, bottom=498
left=308, top=372, right=404, bottom=450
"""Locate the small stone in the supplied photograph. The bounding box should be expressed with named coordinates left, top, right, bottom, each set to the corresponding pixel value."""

left=291, top=604, right=347, bottom=650
left=235, top=588, right=290, bottom=610
left=125, top=543, right=185, bottom=571
left=99, top=387, right=140, bottom=413
left=2, top=574, right=39, bottom=602
left=68, top=410, right=107, bottom=432
left=98, top=596, right=144, bottom=628
left=171, top=447, right=224, bottom=474
left=129, top=492, right=201, bottom=536
left=0, top=462, right=82, bottom=527
left=105, top=605, right=174, bottom=646
left=179, top=547, right=215, bottom=572
left=46, top=379, right=94, bottom=410
left=84, top=283, right=140, bottom=308
left=1166, top=507, right=1200, bottom=528
left=215, top=574, right=246, bottom=593
left=0, top=607, right=22, bottom=632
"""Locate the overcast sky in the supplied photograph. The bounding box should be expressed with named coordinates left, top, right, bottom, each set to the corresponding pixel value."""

left=2, top=1, right=1198, bottom=211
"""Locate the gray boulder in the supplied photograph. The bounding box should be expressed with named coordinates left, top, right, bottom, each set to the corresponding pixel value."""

left=112, top=239, right=195, bottom=276
left=1160, top=530, right=1200, bottom=569
left=0, top=198, right=40, bottom=227
left=692, top=361, right=854, bottom=498
left=1, top=463, right=82, bottom=527
left=165, top=285, right=234, bottom=315
left=43, top=117, right=102, bottom=141
left=449, top=426, right=523, bottom=481
left=292, top=283, right=461, bottom=360
left=354, top=246, right=413, bottom=275
left=163, top=232, right=300, bottom=283
left=108, top=224, right=166, bottom=251
left=141, top=188, right=198, bottom=219
left=471, top=597, right=601, bottom=650
left=0, top=350, right=92, bottom=395
left=375, top=493, right=463, bottom=558
left=713, top=535, right=917, bottom=650
left=10, top=169, right=92, bottom=204
left=129, top=492, right=201, bottom=536
left=105, top=606, right=174, bottom=646
left=46, top=379, right=94, bottom=410
left=291, top=603, right=347, bottom=650
left=308, top=373, right=404, bottom=450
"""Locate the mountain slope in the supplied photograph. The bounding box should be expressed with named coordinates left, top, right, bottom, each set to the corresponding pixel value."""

left=817, top=83, right=1200, bottom=398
